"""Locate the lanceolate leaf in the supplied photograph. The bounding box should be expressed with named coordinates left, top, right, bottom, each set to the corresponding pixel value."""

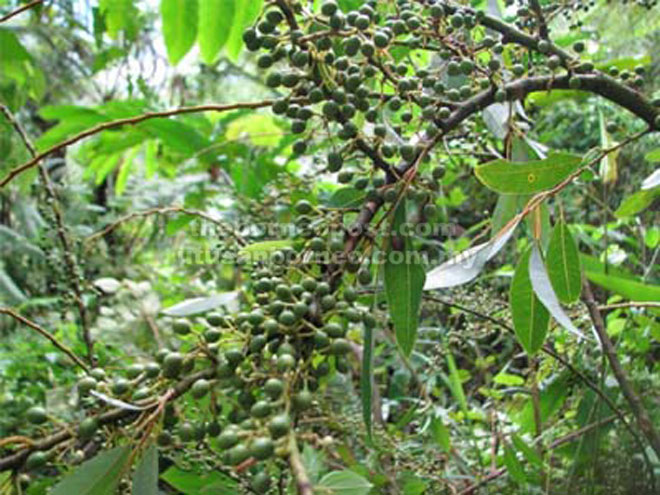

left=503, top=444, right=526, bottom=484
left=132, top=445, right=158, bottom=495
left=510, top=247, right=549, bottom=356
left=546, top=220, right=581, bottom=304
left=529, top=245, right=585, bottom=340
left=614, top=188, right=659, bottom=218
left=475, top=153, right=582, bottom=194
left=161, top=0, right=199, bottom=65
left=51, top=446, right=131, bottom=495
left=424, top=216, right=520, bottom=290
left=225, top=0, right=262, bottom=60
left=384, top=200, right=425, bottom=356
left=198, top=0, right=235, bottom=64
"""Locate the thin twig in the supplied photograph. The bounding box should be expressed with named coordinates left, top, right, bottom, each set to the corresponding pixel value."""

left=0, top=308, right=88, bottom=372
left=0, top=99, right=298, bottom=189
left=0, top=0, right=43, bottom=24
left=288, top=434, right=313, bottom=495
left=598, top=301, right=660, bottom=310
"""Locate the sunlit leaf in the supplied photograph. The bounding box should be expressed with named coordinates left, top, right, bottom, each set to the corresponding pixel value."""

left=614, top=188, right=659, bottom=218
left=198, top=0, right=235, bottom=64
left=225, top=0, right=262, bottom=60
left=161, top=0, right=198, bottom=65
left=474, top=153, right=582, bottom=194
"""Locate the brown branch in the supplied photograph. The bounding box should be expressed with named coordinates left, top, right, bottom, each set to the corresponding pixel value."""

left=0, top=308, right=88, bottom=372
left=0, top=0, right=42, bottom=24
left=582, top=279, right=660, bottom=459
left=0, top=99, right=293, bottom=189
left=0, top=368, right=215, bottom=472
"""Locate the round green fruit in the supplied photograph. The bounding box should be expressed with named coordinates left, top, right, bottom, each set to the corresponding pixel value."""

left=173, top=319, right=192, bottom=335
left=163, top=352, right=184, bottom=378
left=250, top=400, right=272, bottom=419
left=25, top=451, right=48, bottom=470
left=77, top=417, right=98, bottom=440
left=217, top=428, right=240, bottom=449
left=191, top=379, right=211, bottom=399
left=26, top=406, right=48, bottom=425
left=264, top=378, right=284, bottom=399
left=250, top=437, right=275, bottom=460
left=268, top=414, right=291, bottom=439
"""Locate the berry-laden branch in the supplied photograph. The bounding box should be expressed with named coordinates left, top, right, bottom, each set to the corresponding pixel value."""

left=0, top=368, right=215, bottom=472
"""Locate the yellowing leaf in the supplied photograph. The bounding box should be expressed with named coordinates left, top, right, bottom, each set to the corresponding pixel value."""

left=475, top=153, right=582, bottom=194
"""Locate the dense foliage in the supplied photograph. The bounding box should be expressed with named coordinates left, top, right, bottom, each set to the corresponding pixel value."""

left=0, top=0, right=659, bottom=494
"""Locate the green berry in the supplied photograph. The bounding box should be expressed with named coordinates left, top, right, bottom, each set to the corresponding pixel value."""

left=264, top=378, right=285, bottom=399
left=191, top=379, right=211, bottom=399
left=268, top=414, right=291, bottom=439
left=26, top=406, right=48, bottom=425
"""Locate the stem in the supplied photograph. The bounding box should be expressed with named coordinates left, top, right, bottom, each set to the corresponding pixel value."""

left=582, top=279, right=660, bottom=458
left=0, top=0, right=42, bottom=24
left=288, top=434, right=313, bottom=495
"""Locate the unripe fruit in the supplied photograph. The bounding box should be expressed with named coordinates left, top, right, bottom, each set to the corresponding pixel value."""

left=78, top=417, right=98, bottom=440
left=324, top=322, right=345, bottom=338
left=25, top=451, right=48, bottom=470
left=278, top=310, right=296, bottom=326
left=162, top=352, right=184, bottom=379
left=157, top=431, right=172, bottom=446
left=293, top=390, right=313, bottom=411
left=173, top=319, right=192, bottom=335
left=78, top=376, right=97, bottom=395
left=251, top=400, right=272, bottom=419
left=277, top=353, right=296, bottom=372
left=207, top=421, right=222, bottom=437
left=126, top=364, right=144, bottom=379
left=217, top=428, right=240, bottom=449
left=330, top=338, right=352, bottom=355
left=228, top=444, right=250, bottom=465
left=268, top=414, right=291, bottom=438
left=191, top=379, right=211, bottom=399
left=111, top=378, right=130, bottom=395
left=357, top=267, right=372, bottom=285
left=252, top=472, right=271, bottom=493
left=250, top=437, right=275, bottom=460
left=26, top=406, right=48, bottom=425
left=264, top=378, right=285, bottom=399
left=89, top=368, right=107, bottom=381
left=144, top=362, right=161, bottom=378
left=225, top=349, right=244, bottom=367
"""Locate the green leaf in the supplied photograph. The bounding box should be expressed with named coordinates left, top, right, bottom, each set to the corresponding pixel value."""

left=584, top=270, right=660, bottom=302
left=446, top=350, right=468, bottom=416
left=161, top=466, right=237, bottom=494
left=326, top=187, right=366, bottom=209
left=51, top=446, right=131, bottom=495
left=384, top=200, right=425, bottom=356
left=161, top=0, right=198, bottom=65
left=546, top=220, right=581, bottom=304
left=614, top=188, right=660, bottom=218
left=360, top=318, right=374, bottom=438
left=493, top=372, right=524, bottom=386
left=645, top=148, right=660, bottom=162
left=225, top=0, right=262, bottom=60
left=491, top=194, right=520, bottom=238
left=115, top=146, right=140, bottom=196
left=198, top=0, right=235, bottom=64
left=99, top=0, right=139, bottom=39
left=430, top=417, right=451, bottom=452
left=318, top=470, right=373, bottom=495
left=474, top=153, right=582, bottom=194
left=503, top=444, right=526, bottom=484
left=132, top=445, right=158, bottom=495
left=510, top=247, right=549, bottom=356
left=511, top=434, right=543, bottom=468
